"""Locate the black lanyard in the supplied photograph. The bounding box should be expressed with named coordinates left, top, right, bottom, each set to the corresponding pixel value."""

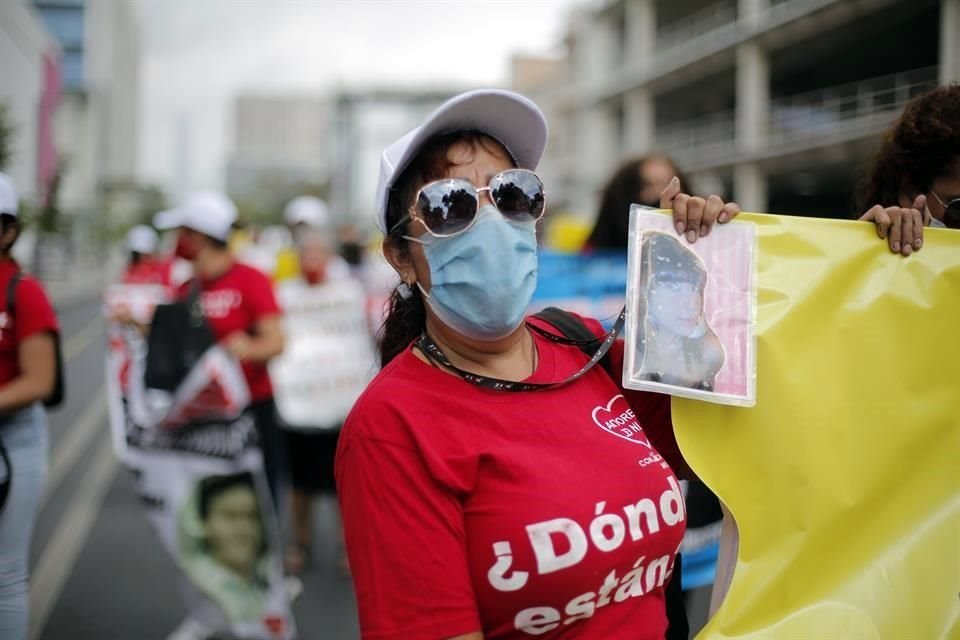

left=415, top=306, right=625, bottom=392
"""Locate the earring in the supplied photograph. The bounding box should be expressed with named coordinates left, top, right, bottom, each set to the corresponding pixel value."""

left=398, top=281, right=413, bottom=300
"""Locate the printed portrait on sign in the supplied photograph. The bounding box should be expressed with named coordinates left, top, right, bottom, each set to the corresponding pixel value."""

left=634, top=232, right=724, bottom=391
left=624, top=208, right=756, bottom=406
left=177, top=471, right=271, bottom=624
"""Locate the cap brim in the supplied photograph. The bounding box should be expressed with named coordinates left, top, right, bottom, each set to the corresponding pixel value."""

left=377, top=89, right=548, bottom=232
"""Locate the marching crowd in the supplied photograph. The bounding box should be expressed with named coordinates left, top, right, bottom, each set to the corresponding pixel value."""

left=0, top=81, right=955, bottom=639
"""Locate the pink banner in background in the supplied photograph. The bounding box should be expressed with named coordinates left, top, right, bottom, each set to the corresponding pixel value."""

left=37, top=53, right=61, bottom=203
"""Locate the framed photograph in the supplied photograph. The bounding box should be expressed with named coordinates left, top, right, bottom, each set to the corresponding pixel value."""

left=623, top=207, right=757, bottom=406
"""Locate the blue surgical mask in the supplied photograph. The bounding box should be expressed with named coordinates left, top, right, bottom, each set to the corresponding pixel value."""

left=405, top=205, right=539, bottom=341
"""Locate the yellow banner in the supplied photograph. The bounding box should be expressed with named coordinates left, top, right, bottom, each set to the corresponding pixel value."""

left=673, top=213, right=960, bottom=639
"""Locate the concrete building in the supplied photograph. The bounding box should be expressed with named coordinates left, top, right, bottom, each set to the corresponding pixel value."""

left=0, top=0, right=60, bottom=204
left=329, top=89, right=461, bottom=225
left=225, top=95, right=332, bottom=212
left=34, top=0, right=141, bottom=221
left=519, top=0, right=959, bottom=220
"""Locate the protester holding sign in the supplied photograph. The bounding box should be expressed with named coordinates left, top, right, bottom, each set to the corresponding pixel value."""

left=270, top=229, right=374, bottom=575
left=0, top=172, right=61, bottom=640
left=335, top=89, right=741, bottom=640
left=858, top=84, right=960, bottom=250
left=154, top=191, right=287, bottom=501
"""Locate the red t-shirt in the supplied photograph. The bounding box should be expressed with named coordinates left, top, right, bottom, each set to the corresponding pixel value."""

left=121, top=258, right=173, bottom=287
left=0, top=260, right=59, bottom=387
left=336, top=316, right=688, bottom=640
left=177, top=262, right=280, bottom=403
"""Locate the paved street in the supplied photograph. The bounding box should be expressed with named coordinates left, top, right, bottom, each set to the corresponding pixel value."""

left=28, top=295, right=360, bottom=640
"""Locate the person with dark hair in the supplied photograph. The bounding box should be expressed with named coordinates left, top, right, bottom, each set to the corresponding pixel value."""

left=197, top=472, right=265, bottom=579
left=587, top=155, right=694, bottom=251
left=153, top=192, right=287, bottom=503
left=0, top=172, right=60, bottom=640
left=635, top=232, right=724, bottom=391
left=335, top=90, right=741, bottom=640
left=858, top=84, right=960, bottom=254
left=177, top=471, right=269, bottom=627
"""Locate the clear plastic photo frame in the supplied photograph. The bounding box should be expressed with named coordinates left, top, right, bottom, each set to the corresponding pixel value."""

left=623, top=207, right=757, bottom=407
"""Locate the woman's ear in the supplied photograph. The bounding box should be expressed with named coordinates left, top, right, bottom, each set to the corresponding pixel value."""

left=383, top=237, right=414, bottom=284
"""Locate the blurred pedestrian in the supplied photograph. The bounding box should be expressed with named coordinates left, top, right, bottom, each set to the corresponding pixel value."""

left=154, top=191, right=287, bottom=503
left=122, top=224, right=173, bottom=286
left=0, top=172, right=61, bottom=640
left=335, top=89, right=741, bottom=639
left=276, top=229, right=360, bottom=575
left=858, top=84, right=960, bottom=253
left=585, top=154, right=693, bottom=251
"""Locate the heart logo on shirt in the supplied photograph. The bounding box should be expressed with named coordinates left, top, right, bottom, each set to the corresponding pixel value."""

left=591, top=394, right=652, bottom=447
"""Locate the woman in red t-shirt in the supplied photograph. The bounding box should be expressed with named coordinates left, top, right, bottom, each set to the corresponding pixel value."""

left=334, top=91, right=741, bottom=640
left=0, top=172, right=60, bottom=639
left=154, top=191, right=286, bottom=501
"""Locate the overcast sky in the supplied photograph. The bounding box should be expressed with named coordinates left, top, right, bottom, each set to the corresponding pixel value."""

left=138, top=0, right=585, bottom=199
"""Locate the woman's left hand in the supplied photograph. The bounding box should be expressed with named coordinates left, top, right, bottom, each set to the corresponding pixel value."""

left=660, top=176, right=741, bottom=243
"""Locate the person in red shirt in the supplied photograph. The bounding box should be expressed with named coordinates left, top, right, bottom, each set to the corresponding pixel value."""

left=334, top=90, right=741, bottom=640
left=121, top=224, right=173, bottom=287
left=0, top=172, right=60, bottom=640
left=155, top=191, right=286, bottom=502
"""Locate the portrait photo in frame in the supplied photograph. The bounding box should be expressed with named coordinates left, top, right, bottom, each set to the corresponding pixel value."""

left=623, top=207, right=757, bottom=407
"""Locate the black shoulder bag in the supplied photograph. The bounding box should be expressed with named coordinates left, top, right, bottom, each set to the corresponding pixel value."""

left=144, top=280, right=216, bottom=392
left=530, top=307, right=690, bottom=640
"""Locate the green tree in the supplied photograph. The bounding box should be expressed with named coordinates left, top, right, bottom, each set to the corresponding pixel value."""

left=0, top=102, right=14, bottom=172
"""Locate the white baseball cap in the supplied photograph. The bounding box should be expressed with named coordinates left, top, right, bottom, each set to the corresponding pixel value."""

left=373, top=89, right=548, bottom=234
left=0, top=172, right=18, bottom=217
left=284, top=195, right=329, bottom=228
left=126, top=225, right=159, bottom=254
left=155, top=190, right=238, bottom=242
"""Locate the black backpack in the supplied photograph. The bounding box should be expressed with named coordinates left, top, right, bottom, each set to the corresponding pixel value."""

left=7, top=272, right=65, bottom=408
left=532, top=307, right=690, bottom=640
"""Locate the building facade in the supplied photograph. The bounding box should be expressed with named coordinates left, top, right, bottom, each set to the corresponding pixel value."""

left=34, top=0, right=141, bottom=221
left=225, top=95, right=332, bottom=212
left=519, top=0, right=959, bottom=220
left=328, top=90, right=460, bottom=225
left=0, top=0, right=60, bottom=204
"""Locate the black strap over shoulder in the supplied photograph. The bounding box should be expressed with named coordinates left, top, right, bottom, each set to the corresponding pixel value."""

left=6, top=272, right=22, bottom=317
left=530, top=307, right=615, bottom=378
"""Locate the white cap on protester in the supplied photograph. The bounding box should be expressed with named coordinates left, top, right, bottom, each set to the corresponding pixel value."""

left=373, top=89, right=548, bottom=234
left=154, top=190, right=238, bottom=242
left=284, top=195, right=329, bottom=228
left=126, top=225, right=159, bottom=254
left=0, top=172, right=18, bottom=217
